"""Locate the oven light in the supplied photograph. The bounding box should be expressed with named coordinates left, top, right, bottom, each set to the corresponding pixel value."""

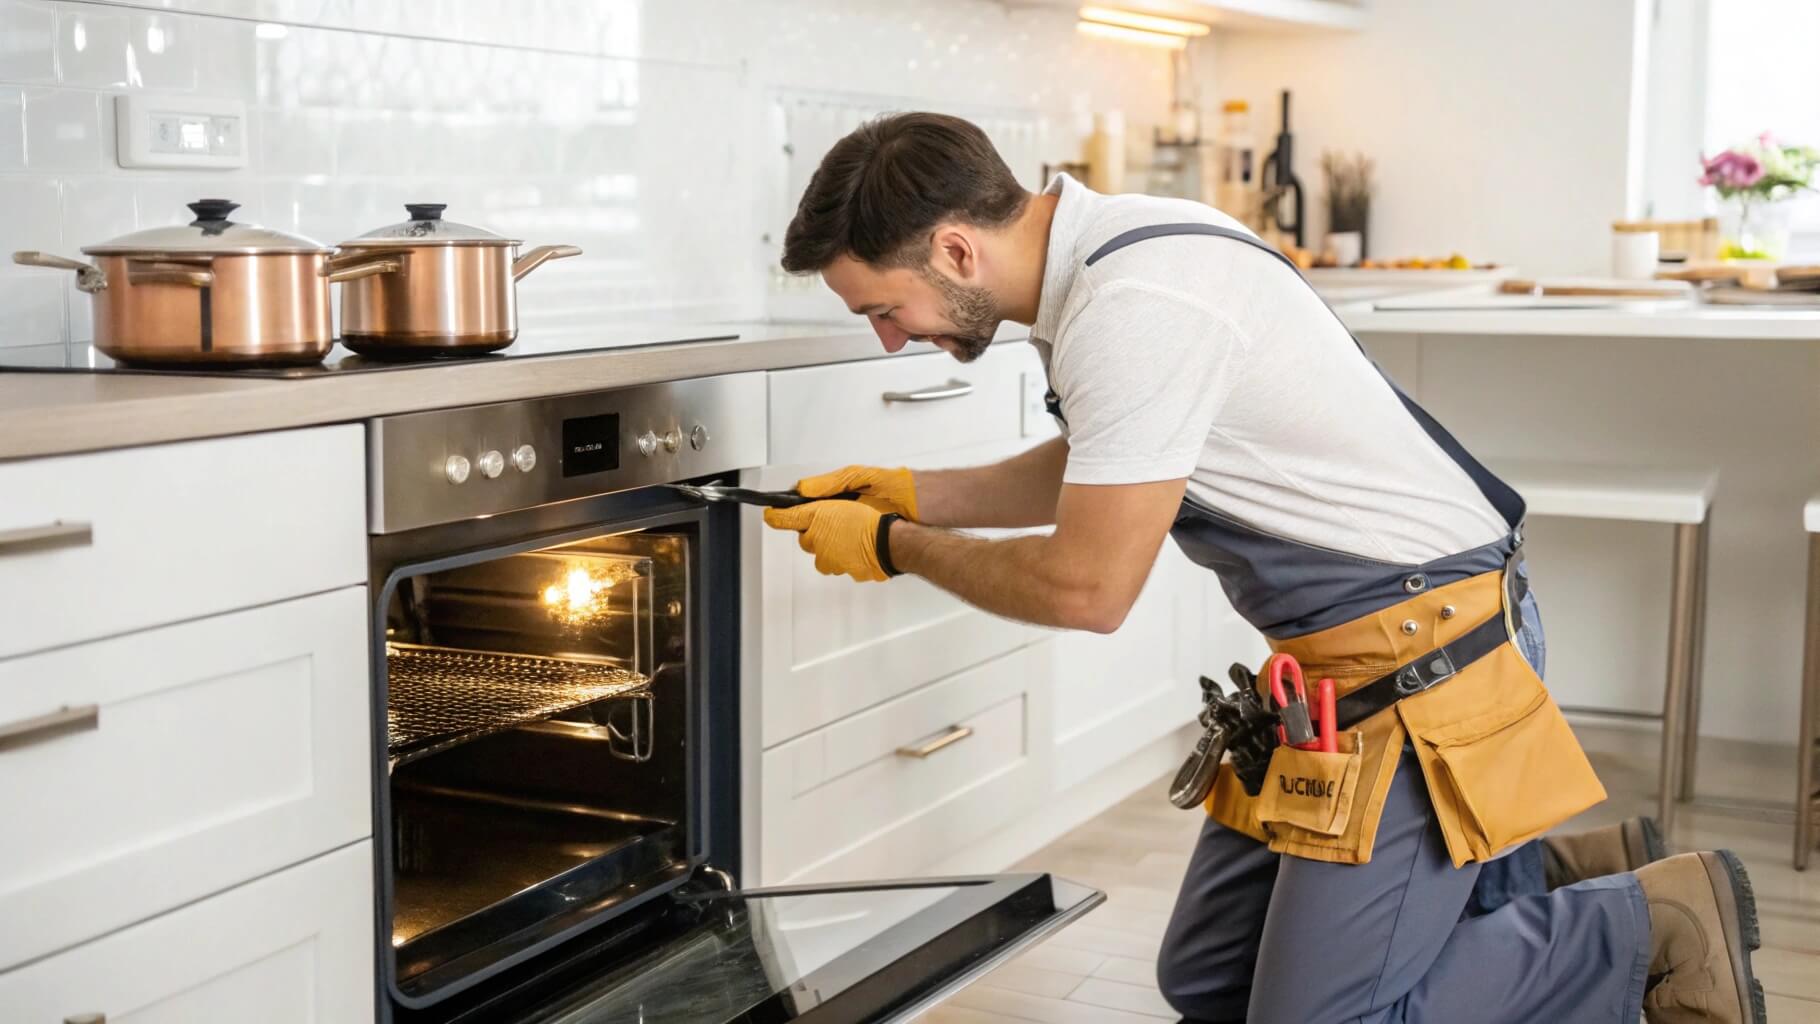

left=542, top=566, right=616, bottom=625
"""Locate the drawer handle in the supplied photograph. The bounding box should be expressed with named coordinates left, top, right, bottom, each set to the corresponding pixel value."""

left=65, top=1014, right=107, bottom=1024
left=896, top=724, right=974, bottom=759
left=882, top=379, right=973, bottom=403
left=0, top=704, right=99, bottom=754
left=0, top=520, right=93, bottom=556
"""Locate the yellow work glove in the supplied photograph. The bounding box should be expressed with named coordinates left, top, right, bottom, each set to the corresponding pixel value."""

left=796, top=465, right=919, bottom=521
left=763, top=500, right=904, bottom=583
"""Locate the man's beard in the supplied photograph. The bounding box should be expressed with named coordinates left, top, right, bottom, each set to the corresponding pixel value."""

left=922, top=267, right=1000, bottom=363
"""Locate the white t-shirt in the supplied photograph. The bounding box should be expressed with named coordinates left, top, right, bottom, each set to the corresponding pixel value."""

left=1030, top=174, right=1508, bottom=565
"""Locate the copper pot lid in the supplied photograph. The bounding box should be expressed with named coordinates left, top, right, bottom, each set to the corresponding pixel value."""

left=339, top=203, right=520, bottom=248
left=82, top=199, right=332, bottom=256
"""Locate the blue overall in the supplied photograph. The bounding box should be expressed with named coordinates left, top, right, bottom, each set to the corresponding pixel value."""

left=1046, top=224, right=1652, bottom=1023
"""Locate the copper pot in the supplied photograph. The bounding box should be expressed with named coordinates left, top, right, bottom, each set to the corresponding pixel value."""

left=12, top=199, right=389, bottom=367
left=326, top=204, right=582, bottom=358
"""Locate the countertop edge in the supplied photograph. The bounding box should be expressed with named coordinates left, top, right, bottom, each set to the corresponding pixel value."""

left=0, top=328, right=973, bottom=461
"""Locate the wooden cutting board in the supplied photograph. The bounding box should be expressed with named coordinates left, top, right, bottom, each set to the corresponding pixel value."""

left=1498, top=278, right=1694, bottom=299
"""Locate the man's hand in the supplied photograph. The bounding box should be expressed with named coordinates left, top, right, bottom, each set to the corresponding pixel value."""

left=797, top=465, right=919, bottom=520
left=763, top=500, right=894, bottom=582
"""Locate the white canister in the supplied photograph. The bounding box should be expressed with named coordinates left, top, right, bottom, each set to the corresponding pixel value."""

left=1327, top=231, right=1363, bottom=269
left=1611, top=224, right=1661, bottom=280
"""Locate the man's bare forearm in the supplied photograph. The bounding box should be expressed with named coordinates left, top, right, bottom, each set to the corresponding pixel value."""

left=888, top=517, right=1134, bottom=633
left=913, top=436, right=1068, bottom=529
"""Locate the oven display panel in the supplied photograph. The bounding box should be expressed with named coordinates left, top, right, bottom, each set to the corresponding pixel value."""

left=561, top=413, right=621, bottom=477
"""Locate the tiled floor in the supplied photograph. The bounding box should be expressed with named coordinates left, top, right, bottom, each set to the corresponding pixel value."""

left=927, top=726, right=1820, bottom=1023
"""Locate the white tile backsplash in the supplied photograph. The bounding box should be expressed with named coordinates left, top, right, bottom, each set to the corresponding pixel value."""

left=0, top=87, right=24, bottom=170
left=22, top=84, right=100, bottom=171
left=0, top=273, right=66, bottom=347
left=0, top=0, right=57, bottom=84
left=53, top=1, right=130, bottom=89
left=0, top=0, right=1174, bottom=351
left=129, top=10, right=201, bottom=92
left=0, top=175, right=62, bottom=250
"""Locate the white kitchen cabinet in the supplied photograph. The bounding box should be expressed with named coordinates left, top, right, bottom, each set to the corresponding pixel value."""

left=766, top=344, right=1038, bottom=469
left=0, top=841, right=375, bottom=1024
left=0, top=424, right=367, bottom=660
left=749, top=347, right=1055, bottom=748
left=1046, top=539, right=1204, bottom=793
left=0, top=587, right=372, bottom=969
left=760, top=643, right=1052, bottom=885
left=743, top=443, right=1046, bottom=749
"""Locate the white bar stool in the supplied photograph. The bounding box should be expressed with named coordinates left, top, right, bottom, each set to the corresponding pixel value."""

left=1797, top=496, right=1820, bottom=870
left=1491, top=459, right=1717, bottom=834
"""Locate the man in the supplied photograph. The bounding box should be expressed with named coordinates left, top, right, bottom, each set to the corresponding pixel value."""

left=768, top=112, right=1764, bottom=1024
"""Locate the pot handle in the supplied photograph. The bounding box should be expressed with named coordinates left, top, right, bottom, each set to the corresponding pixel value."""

left=324, top=257, right=401, bottom=284
left=13, top=251, right=108, bottom=293
left=126, top=260, right=215, bottom=288
left=511, top=244, right=582, bottom=282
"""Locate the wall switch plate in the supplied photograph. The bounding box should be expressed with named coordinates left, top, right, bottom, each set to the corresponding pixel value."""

left=115, top=94, right=247, bottom=169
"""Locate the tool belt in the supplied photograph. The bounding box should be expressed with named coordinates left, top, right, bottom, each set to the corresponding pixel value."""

left=1199, top=567, right=1604, bottom=867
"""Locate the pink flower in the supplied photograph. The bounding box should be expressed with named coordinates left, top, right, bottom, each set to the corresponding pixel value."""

left=1699, top=150, right=1764, bottom=189
left=1757, top=130, right=1777, bottom=147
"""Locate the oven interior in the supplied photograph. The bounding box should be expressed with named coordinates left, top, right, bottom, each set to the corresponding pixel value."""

left=380, top=526, right=698, bottom=1003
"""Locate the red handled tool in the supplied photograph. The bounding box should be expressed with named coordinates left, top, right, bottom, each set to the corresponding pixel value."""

left=1265, top=652, right=1338, bottom=754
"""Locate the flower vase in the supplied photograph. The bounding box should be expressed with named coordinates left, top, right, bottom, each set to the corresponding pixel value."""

left=1718, top=197, right=1793, bottom=261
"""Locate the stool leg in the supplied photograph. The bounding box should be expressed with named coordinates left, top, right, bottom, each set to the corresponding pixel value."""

left=1677, top=514, right=1712, bottom=802
left=1797, top=533, right=1820, bottom=871
left=1659, top=522, right=1700, bottom=836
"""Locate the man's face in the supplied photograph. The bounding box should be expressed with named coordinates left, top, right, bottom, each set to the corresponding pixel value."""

left=822, top=255, right=1001, bottom=363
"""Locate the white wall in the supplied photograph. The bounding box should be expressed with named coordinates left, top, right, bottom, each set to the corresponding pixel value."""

left=1702, top=0, right=1820, bottom=242
left=0, top=0, right=1174, bottom=364
left=1197, top=0, right=1645, bottom=275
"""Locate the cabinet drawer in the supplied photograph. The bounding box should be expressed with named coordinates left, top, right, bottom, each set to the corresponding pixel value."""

left=0, top=425, right=366, bottom=659
left=761, top=644, right=1051, bottom=885
left=0, top=587, right=372, bottom=968
left=0, top=841, right=374, bottom=1024
left=744, top=443, right=1046, bottom=747
left=766, top=344, right=1033, bottom=467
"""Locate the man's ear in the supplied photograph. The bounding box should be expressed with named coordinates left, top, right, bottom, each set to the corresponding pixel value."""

left=929, top=225, right=980, bottom=282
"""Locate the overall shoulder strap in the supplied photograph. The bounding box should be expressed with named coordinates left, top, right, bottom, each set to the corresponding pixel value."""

left=1083, top=222, right=1526, bottom=533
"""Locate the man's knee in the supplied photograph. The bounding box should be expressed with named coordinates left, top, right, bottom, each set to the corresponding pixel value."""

left=1156, top=921, right=1252, bottom=1021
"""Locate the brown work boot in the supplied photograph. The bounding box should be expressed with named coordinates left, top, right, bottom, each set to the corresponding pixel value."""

left=1542, top=816, right=1669, bottom=888
left=1637, top=850, right=1766, bottom=1023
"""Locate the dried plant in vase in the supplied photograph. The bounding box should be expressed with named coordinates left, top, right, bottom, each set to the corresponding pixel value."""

left=1322, top=151, right=1375, bottom=264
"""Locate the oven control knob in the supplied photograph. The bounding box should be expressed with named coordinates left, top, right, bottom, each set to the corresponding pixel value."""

left=444, top=454, right=471, bottom=485
left=476, top=449, right=505, bottom=479
left=662, top=428, right=683, bottom=453
left=636, top=430, right=659, bottom=457
left=511, top=444, right=537, bottom=473
left=689, top=424, right=709, bottom=451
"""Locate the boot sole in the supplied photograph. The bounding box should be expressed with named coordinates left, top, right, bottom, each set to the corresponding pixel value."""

left=1704, top=849, right=1767, bottom=1024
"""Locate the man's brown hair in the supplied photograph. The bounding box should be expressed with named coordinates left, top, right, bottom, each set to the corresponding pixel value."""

left=781, top=112, right=1029, bottom=273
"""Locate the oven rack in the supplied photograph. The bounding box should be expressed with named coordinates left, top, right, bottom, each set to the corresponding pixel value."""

left=385, top=642, right=650, bottom=767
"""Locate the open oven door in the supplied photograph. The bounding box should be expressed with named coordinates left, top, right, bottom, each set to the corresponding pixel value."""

left=447, top=872, right=1102, bottom=1024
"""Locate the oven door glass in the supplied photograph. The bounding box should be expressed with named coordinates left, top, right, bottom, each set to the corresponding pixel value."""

left=511, top=873, right=1101, bottom=1024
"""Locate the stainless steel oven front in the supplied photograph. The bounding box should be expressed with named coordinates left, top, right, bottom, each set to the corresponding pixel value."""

left=365, top=373, right=1102, bottom=1024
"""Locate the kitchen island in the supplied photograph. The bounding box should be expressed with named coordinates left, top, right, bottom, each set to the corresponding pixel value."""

left=1333, top=288, right=1820, bottom=768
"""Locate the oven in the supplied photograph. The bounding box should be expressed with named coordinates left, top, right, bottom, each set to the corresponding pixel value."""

left=365, top=373, right=1101, bottom=1023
